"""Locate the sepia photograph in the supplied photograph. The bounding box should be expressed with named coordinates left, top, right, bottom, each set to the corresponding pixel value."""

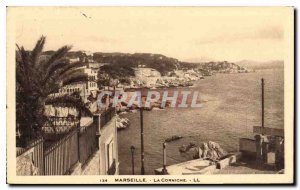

left=6, top=6, right=294, bottom=184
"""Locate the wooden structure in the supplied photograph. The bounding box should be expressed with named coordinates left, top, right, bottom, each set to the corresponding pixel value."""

left=240, top=79, right=284, bottom=170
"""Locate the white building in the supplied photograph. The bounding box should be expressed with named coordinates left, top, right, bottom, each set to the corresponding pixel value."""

left=59, top=66, right=99, bottom=102
left=132, top=67, right=161, bottom=88
left=87, top=62, right=110, bottom=69
left=68, top=57, right=80, bottom=63
left=134, top=67, right=161, bottom=78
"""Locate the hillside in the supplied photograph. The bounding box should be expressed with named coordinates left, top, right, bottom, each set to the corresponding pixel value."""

left=93, top=52, right=184, bottom=76
left=43, top=50, right=248, bottom=77
left=92, top=52, right=247, bottom=76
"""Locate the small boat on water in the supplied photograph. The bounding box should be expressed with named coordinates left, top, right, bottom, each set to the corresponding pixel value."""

left=116, top=116, right=130, bottom=130
left=165, top=135, right=183, bottom=142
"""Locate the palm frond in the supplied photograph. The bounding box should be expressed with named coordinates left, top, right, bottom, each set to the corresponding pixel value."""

left=16, top=70, right=26, bottom=88
left=16, top=45, right=31, bottom=91
left=42, top=61, right=86, bottom=86
left=42, top=61, right=69, bottom=84
left=62, top=73, right=89, bottom=86
left=58, top=61, right=86, bottom=77
left=59, top=69, right=85, bottom=81
left=16, top=45, right=30, bottom=72
left=30, top=36, right=46, bottom=68
left=44, top=45, right=72, bottom=70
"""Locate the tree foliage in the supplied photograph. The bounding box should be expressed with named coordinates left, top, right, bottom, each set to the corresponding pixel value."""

left=93, top=53, right=178, bottom=76
left=97, top=64, right=135, bottom=89
left=16, top=36, right=88, bottom=146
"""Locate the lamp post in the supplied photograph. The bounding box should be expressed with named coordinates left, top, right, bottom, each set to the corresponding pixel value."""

left=261, top=78, right=265, bottom=129
left=140, top=107, right=145, bottom=175
left=162, top=141, right=168, bottom=174
left=130, top=146, right=135, bottom=175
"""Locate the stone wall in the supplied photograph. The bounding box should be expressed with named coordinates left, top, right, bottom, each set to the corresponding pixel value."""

left=16, top=147, right=39, bottom=176
left=82, top=150, right=101, bottom=175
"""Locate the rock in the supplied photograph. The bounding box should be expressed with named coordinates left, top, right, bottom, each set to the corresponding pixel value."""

left=197, top=141, right=228, bottom=161
left=179, top=143, right=196, bottom=153
left=208, top=141, right=228, bottom=159
left=16, top=154, right=39, bottom=176
left=192, top=147, right=203, bottom=159
left=201, top=142, right=209, bottom=158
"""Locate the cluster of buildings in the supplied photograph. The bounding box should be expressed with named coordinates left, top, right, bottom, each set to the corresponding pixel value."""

left=58, top=66, right=98, bottom=102
left=125, top=67, right=201, bottom=89
left=57, top=58, right=202, bottom=103
left=197, top=61, right=249, bottom=75
left=58, top=61, right=110, bottom=103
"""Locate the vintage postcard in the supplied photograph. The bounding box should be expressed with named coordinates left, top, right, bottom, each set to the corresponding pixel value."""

left=6, top=7, right=294, bottom=184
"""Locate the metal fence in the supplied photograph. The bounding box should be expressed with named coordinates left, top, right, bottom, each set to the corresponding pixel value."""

left=79, top=122, right=98, bottom=166
left=42, top=116, right=80, bottom=134
left=16, top=106, right=116, bottom=176
left=44, top=127, right=79, bottom=175
left=100, top=107, right=115, bottom=128
left=17, top=117, right=101, bottom=175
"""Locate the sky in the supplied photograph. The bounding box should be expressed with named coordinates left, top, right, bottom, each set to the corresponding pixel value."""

left=10, top=7, right=291, bottom=62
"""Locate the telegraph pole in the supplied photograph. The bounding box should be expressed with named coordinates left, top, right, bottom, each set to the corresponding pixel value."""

left=140, top=107, right=145, bottom=175
left=261, top=78, right=265, bottom=129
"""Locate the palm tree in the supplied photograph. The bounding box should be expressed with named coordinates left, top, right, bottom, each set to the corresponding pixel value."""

left=16, top=36, right=89, bottom=146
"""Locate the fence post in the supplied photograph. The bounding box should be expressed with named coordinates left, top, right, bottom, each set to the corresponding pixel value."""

left=162, top=142, right=168, bottom=174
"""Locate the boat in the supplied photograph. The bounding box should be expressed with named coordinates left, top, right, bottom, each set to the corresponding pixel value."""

left=165, top=135, right=183, bottom=142
left=116, top=115, right=130, bottom=130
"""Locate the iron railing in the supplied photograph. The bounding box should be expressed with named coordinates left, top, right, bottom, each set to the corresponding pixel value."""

left=100, top=107, right=115, bottom=128
left=79, top=122, right=98, bottom=166
left=17, top=108, right=116, bottom=175
left=44, top=128, right=79, bottom=175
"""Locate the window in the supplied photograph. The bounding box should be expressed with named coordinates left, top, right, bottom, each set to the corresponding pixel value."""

left=106, top=140, right=115, bottom=175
